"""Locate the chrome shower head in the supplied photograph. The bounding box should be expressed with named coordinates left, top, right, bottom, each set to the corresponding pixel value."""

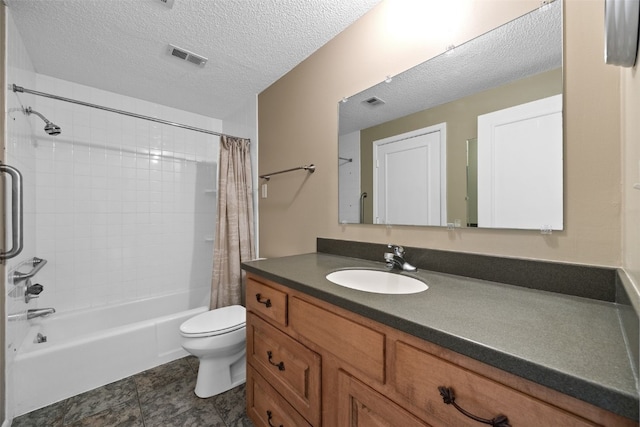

left=24, top=107, right=61, bottom=136
left=44, top=122, right=61, bottom=136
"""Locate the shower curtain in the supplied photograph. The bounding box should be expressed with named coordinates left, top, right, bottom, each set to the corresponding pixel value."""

left=211, top=136, right=255, bottom=308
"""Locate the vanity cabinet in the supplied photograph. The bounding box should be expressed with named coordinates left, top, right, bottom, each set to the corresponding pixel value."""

left=245, top=273, right=635, bottom=427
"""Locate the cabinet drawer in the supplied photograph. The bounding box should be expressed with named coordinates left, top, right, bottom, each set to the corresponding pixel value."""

left=247, top=366, right=312, bottom=427
left=290, top=297, right=385, bottom=383
left=247, top=276, right=287, bottom=327
left=338, top=370, right=432, bottom=427
left=393, top=341, right=597, bottom=427
left=247, top=312, right=321, bottom=426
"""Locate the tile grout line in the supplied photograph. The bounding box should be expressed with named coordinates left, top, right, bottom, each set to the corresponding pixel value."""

left=61, top=396, right=72, bottom=426
left=133, top=375, right=147, bottom=427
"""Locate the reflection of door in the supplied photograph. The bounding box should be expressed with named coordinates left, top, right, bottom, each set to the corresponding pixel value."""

left=466, top=138, right=478, bottom=227
left=373, top=124, right=446, bottom=226
left=477, top=94, right=562, bottom=229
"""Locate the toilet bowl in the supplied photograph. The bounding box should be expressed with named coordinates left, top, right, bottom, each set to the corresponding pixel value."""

left=179, top=304, right=246, bottom=398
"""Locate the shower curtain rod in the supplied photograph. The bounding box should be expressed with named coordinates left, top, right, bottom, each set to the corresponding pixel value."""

left=11, top=84, right=246, bottom=140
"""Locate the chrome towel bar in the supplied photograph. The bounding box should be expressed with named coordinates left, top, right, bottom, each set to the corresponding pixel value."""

left=260, top=164, right=315, bottom=181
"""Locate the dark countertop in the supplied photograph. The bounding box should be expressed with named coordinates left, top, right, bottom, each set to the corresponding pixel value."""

left=242, top=253, right=639, bottom=421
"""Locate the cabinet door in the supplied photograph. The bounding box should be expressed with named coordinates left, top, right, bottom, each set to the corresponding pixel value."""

left=247, top=312, right=321, bottom=425
left=338, top=370, right=432, bottom=427
left=247, top=366, right=312, bottom=427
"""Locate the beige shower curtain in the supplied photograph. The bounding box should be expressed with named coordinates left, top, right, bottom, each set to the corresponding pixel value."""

left=210, top=135, right=255, bottom=309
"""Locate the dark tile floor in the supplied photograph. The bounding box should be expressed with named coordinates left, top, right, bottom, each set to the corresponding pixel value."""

left=12, top=356, right=254, bottom=427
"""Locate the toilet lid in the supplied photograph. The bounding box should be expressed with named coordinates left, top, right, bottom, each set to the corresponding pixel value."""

left=180, top=305, right=246, bottom=337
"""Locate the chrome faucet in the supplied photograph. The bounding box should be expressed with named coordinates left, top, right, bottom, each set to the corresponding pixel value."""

left=27, top=308, right=55, bottom=320
left=384, top=244, right=417, bottom=272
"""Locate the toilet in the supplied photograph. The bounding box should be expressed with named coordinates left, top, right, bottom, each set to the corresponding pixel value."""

left=179, top=304, right=247, bottom=398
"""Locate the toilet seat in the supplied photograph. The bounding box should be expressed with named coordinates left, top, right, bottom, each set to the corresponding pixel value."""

left=180, top=305, right=246, bottom=338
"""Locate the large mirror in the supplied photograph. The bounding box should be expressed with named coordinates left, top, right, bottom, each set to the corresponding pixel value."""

left=338, top=1, right=563, bottom=230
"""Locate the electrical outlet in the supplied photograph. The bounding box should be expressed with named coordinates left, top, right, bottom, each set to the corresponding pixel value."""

left=261, top=183, right=268, bottom=199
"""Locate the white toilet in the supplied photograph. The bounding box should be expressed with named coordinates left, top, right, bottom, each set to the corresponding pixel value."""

left=179, top=304, right=247, bottom=398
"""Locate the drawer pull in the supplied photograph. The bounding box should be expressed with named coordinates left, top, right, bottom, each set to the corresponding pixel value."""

left=256, top=293, right=272, bottom=308
left=438, top=386, right=511, bottom=427
left=267, top=351, right=285, bottom=371
left=266, top=410, right=283, bottom=427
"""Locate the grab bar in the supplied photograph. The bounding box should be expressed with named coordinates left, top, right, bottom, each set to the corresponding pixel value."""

left=260, top=164, right=315, bottom=181
left=360, top=192, right=367, bottom=224
left=0, top=163, right=23, bottom=260
left=12, top=257, right=47, bottom=284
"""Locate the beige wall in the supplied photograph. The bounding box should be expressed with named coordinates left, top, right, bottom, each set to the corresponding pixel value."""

left=622, top=60, right=640, bottom=292
left=258, top=0, right=622, bottom=267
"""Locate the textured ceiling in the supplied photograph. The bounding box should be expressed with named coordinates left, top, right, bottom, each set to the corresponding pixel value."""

left=6, top=0, right=382, bottom=119
left=339, top=0, right=563, bottom=135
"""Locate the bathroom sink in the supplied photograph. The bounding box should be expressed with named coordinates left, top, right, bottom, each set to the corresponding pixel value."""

left=326, top=269, right=428, bottom=294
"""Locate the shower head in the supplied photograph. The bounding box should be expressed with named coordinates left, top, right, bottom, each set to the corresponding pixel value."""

left=24, top=107, right=61, bottom=136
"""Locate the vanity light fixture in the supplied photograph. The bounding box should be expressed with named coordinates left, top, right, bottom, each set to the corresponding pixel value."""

left=604, top=0, right=640, bottom=67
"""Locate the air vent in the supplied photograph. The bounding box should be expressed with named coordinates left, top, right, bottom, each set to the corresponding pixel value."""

left=362, top=96, right=385, bottom=107
left=157, top=0, right=175, bottom=8
left=167, top=44, right=208, bottom=67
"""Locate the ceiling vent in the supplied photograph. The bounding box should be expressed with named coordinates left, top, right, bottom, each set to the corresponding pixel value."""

left=157, top=0, right=175, bottom=8
left=362, top=96, right=385, bottom=107
left=167, top=44, right=208, bottom=67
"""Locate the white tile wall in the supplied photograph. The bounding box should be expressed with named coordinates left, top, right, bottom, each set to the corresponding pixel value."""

left=32, top=75, right=221, bottom=312
left=5, top=11, right=38, bottom=422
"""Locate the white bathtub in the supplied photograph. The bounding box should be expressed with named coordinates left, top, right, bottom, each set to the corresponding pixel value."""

left=12, top=290, right=210, bottom=416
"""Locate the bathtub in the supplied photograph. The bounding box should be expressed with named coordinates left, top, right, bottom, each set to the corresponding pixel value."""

left=12, top=290, right=210, bottom=416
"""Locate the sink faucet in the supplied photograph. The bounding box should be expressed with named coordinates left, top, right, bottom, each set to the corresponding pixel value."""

left=384, top=244, right=417, bottom=272
left=27, top=308, right=55, bottom=320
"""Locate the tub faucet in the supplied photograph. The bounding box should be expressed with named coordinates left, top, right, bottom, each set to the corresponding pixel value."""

left=27, top=308, right=55, bottom=320
left=384, top=244, right=417, bottom=272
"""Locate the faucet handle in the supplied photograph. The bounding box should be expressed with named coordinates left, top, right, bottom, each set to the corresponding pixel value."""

left=25, top=283, right=44, bottom=303
left=387, top=244, right=404, bottom=256
left=27, top=283, right=43, bottom=295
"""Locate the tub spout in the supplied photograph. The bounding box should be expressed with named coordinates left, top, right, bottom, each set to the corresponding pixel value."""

left=27, top=308, right=55, bottom=319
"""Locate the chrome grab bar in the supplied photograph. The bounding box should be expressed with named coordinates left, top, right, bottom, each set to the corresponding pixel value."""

left=12, top=257, right=47, bottom=284
left=0, top=163, right=23, bottom=260
left=359, top=192, right=367, bottom=224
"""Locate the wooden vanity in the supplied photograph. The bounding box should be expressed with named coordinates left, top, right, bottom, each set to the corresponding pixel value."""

left=244, top=272, right=636, bottom=427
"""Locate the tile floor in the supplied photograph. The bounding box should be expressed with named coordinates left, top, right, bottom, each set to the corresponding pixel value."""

left=12, top=356, right=254, bottom=427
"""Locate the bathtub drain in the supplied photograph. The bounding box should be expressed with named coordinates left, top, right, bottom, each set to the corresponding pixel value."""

left=35, top=333, right=47, bottom=343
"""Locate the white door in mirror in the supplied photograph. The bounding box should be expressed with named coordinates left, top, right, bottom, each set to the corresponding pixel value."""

left=326, top=270, right=428, bottom=294
left=477, top=94, right=563, bottom=230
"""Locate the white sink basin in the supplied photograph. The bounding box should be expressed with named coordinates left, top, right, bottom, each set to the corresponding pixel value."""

left=326, top=269, right=428, bottom=294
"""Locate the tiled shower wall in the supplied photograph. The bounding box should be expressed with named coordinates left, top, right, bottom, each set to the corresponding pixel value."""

left=5, top=11, right=38, bottom=421
left=30, top=73, right=220, bottom=312
left=6, top=7, right=222, bottom=411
